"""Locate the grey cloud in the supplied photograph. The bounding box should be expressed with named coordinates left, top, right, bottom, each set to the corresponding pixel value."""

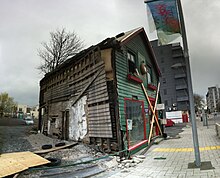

left=0, top=0, right=219, bottom=106
left=182, top=0, right=220, bottom=96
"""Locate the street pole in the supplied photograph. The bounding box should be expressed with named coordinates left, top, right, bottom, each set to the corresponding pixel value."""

left=177, top=0, right=201, bottom=167
left=202, top=108, right=207, bottom=126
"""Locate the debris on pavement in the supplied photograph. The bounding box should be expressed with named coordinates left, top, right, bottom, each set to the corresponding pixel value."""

left=116, top=155, right=145, bottom=172
left=4, top=131, right=149, bottom=177
left=154, top=157, right=166, bottom=160
left=17, top=133, right=120, bottom=177
left=154, top=137, right=164, bottom=144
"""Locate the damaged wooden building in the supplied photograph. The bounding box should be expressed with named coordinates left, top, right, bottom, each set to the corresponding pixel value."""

left=39, top=27, right=161, bottom=154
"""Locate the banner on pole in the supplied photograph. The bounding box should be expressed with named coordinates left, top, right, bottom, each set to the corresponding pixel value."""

left=146, top=0, right=181, bottom=45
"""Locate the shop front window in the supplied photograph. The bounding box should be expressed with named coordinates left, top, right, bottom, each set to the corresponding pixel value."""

left=127, top=51, right=136, bottom=74
left=125, top=99, right=146, bottom=147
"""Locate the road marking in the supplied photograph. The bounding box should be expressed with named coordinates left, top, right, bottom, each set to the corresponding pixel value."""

left=153, top=146, right=220, bottom=152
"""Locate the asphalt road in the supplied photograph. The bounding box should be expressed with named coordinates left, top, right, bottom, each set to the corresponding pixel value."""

left=0, top=118, right=34, bottom=153
left=0, top=117, right=188, bottom=153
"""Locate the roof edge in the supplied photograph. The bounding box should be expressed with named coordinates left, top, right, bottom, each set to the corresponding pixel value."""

left=119, top=27, right=161, bottom=76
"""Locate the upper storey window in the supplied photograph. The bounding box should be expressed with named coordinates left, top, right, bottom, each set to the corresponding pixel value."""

left=147, top=65, right=153, bottom=84
left=127, top=51, right=136, bottom=74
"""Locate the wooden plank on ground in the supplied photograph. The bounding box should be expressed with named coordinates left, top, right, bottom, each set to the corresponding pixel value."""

left=1, top=151, right=49, bottom=168
left=0, top=158, right=27, bottom=177
left=34, top=142, right=78, bottom=154
left=0, top=151, right=49, bottom=177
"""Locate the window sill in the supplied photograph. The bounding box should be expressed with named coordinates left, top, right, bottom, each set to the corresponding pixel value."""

left=127, top=74, right=143, bottom=84
left=147, top=84, right=157, bottom=90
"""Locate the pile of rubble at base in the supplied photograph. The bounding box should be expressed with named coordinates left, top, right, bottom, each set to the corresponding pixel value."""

left=23, top=133, right=148, bottom=177
left=113, top=155, right=146, bottom=172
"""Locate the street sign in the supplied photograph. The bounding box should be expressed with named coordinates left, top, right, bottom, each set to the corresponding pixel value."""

left=156, top=103, right=165, bottom=110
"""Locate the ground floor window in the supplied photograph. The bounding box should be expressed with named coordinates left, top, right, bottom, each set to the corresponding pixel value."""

left=125, top=99, right=146, bottom=147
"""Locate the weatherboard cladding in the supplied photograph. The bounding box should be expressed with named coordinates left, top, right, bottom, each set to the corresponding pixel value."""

left=115, top=34, right=158, bottom=132
left=87, top=68, right=113, bottom=138
left=40, top=47, right=113, bottom=139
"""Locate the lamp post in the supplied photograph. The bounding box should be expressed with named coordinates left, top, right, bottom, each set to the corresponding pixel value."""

left=177, top=0, right=201, bottom=167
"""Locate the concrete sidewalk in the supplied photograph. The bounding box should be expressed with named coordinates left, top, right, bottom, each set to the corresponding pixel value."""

left=109, top=119, right=220, bottom=178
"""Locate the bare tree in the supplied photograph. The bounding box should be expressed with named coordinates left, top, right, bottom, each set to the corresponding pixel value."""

left=0, top=92, right=17, bottom=118
left=38, top=28, right=84, bottom=74
left=194, top=93, right=205, bottom=113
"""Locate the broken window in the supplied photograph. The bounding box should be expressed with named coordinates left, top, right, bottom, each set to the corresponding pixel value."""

left=147, top=65, right=153, bottom=84
left=127, top=51, right=136, bottom=74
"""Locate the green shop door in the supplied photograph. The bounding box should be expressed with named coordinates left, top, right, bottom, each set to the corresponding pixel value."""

left=125, top=99, right=146, bottom=148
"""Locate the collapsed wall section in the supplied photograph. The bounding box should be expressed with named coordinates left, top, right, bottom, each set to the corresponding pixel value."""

left=39, top=47, right=119, bottom=152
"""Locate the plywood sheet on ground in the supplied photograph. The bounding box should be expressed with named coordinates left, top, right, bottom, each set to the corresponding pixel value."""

left=0, top=151, right=49, bottom=177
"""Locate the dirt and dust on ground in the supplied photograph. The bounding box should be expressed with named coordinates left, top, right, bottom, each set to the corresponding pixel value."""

left=17, top=130, right=121, bottom=178
left=0, top=118, right=121, bottom=177
left=19, top=130, right=150, bottom=178
left=19, top=131, right=148, bottom=178
left=0, top=119, right=148, bottom=178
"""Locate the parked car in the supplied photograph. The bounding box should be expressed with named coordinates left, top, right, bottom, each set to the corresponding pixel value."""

left=165, top=119, right=175, bottom=127
left=24, top=116, right=34, bottom=125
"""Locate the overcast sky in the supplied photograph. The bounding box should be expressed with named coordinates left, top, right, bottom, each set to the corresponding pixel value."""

left=0, top=0, right=220, bottom=106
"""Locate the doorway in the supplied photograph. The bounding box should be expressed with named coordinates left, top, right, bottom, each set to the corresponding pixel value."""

left=125, top=99, right=146, bottom=148
left=62, top=110, right=69, bottom=140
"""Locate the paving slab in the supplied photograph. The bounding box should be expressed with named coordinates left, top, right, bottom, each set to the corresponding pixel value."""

left=105, top=117, right=220, bottom=177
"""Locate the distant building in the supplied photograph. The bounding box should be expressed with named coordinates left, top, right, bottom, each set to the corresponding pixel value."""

left=17, top=104, right=39, bottom=119
left=17, top=104, right=28, bottom=119
left=151, top=40, right=189, bottom=113
left=30, top=105, right=39, bottom=119
left=206, top=86, right=220, bottom=113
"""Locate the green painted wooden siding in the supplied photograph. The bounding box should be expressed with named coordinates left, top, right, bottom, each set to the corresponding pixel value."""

left=115, top=34, right=159, bottom=133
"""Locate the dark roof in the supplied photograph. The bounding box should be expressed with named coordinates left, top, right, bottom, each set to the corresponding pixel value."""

left=41, top=27, right=161, bottom=82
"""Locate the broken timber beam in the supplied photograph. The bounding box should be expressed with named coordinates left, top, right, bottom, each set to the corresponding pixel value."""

left=135, top=69, right=162, bottom=140
left=34, top=142, right=78, bottom=154
left=148, top=82, right=161, bottom=143
left=71, top=68, right=103, bottom=106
